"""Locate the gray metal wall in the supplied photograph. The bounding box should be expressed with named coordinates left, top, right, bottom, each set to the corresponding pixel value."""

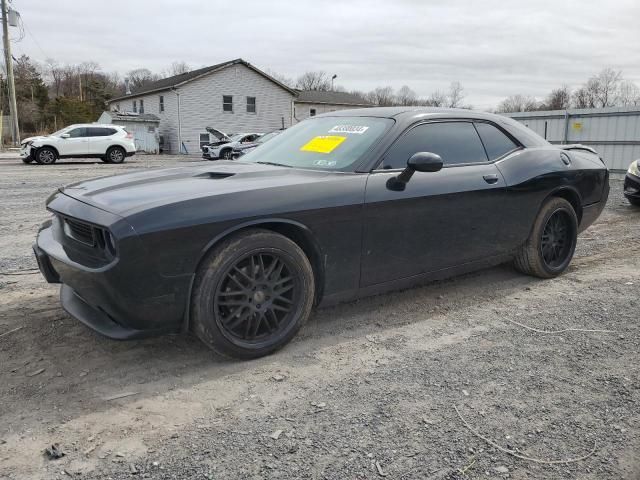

left=504, top=106, right=640, bottom=171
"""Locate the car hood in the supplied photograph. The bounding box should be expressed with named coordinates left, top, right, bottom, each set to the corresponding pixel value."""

left=58, top=161, right=337, bottom=216
left=22, top=135, right=51, bottom=144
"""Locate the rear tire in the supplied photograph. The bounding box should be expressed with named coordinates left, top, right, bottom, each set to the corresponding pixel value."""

left=191, top=229, right=315, bottom=359
left=35, top=147, right=57, bottom=165
left=106, top=146, right=126, bottom=164
left=514, top=197, right=578, bottom=278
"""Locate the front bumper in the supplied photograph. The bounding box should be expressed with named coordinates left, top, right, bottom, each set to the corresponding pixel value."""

left=624, top=172, right=640, bottom=200
left=34, top=200, right=191, bottom=340
left=20, top=145, right=32, bottom=158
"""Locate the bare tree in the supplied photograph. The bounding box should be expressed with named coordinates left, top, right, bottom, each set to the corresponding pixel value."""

left=395, top=85, right=417, bottom=106
left=617, top=80, right=640, bottom=106
left=367, top=86, right=395, bottom=106
left=447, top=81, right=465, bottom=108
left=126, top=68, right=160, bottom=91
left=593, top=67, right=622, bottom=107
left=162, top=61, right=190, bottom=78
left=544, top=86, right=571, bottom=110
left=496, top=94, right=539, bottom=113
left=423, top=90, right=447, bottom=107
left=296, top=71, right=331, bottom=91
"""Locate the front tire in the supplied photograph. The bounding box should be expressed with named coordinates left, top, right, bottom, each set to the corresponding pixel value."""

left=106, top=146, right=126, bottom=164
left=514, top=197, right=578, bottom=278
left=627, top=197, right=640, bottom=207
left=35, top=147, right=57, bottom=165
left=220, top=149, right=232, bottom=160
left=191, top=229, right=315, bottom=359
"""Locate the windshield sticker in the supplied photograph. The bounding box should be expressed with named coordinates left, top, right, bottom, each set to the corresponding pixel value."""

left=328, top=125, right=369, bottom=135
left=313, top=159, right=337, bottom=167
left=300, top=135, right=346, bottom=154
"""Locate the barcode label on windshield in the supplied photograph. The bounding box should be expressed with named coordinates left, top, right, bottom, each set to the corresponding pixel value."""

left=328, top=125, right=369, bottom=135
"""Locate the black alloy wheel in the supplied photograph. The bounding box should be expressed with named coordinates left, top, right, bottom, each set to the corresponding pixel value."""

left=513, top=197, right=578, bottom=278
left=191, top=229, right=315, bottom=359
left=540, top=210, right=573, bottom=269
left=214, top=252, right=299, bottom=345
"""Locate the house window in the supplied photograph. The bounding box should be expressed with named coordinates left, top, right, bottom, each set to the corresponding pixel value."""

left=159, top=95, right=164, bottom=113
left=139, top=99, right=144, bottom=114
left=246, top=96, right=256, bottom=113
left=310, top=108, right=316, bottom=117
left=223, top=95, right=233, bottom=112
left=199, top=133, right=210, bottom=150
left=133, top=100, right=137, bottom=113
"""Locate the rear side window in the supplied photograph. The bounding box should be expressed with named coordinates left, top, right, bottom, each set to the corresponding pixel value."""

left=86, top=127, right=117, bottom=137
left=381, top=122, right=488, bottom=169
left=474, top=122, right=519, bottom=160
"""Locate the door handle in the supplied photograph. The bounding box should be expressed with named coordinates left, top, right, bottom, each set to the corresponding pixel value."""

left=483, top=174, right=499, bottom=184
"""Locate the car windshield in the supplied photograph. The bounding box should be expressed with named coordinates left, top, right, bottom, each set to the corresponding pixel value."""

left=239, top=117, right=393, bottom=171
left=50, top=127, right=70, bottom=136
left=228, top=134, right=245, bottom=142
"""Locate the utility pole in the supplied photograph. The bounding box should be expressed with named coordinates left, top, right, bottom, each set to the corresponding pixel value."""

left=1, top=0, right=19, bottom=146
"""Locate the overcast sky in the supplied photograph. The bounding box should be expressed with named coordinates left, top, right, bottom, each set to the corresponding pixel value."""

left=11, top=0, right=640, bottom=110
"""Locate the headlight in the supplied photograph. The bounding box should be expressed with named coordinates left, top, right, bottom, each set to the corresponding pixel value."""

left=629, top=160, right=640, bottom=177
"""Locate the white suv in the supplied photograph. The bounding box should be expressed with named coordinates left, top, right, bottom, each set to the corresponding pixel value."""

left=21, top=124, right=136, bottom=165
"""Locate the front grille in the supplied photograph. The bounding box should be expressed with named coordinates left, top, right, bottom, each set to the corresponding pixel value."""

left=64, top=217, right=95, bottom=246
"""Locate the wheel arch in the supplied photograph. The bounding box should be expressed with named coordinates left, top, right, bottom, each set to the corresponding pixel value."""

left=181, top=219, right=325, bottom=332
left=35, top=144, right=60, bottom=157
left=546, top=186, right=583, bottom=223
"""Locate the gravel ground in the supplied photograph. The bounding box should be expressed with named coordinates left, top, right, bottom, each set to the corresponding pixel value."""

left=0, top=155, right=638, bottom=480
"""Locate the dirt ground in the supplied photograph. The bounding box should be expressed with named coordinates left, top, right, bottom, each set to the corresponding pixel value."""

left=0, top=155, right=639, bottom=480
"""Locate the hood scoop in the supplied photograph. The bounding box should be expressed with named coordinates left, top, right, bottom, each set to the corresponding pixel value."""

left=195, top=171, right=236, bottom=180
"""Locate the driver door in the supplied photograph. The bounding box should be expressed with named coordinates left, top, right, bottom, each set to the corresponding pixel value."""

left=361, top=121, right=508, bottom=287
left=62, top=127, right=90, bottom=155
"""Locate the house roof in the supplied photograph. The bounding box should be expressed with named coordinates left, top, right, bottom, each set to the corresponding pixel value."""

left=109, top=59, right=297, bottom=102
left=295, top=90, right=372, bottom=106
left=104, top=111, right=160, bottom=122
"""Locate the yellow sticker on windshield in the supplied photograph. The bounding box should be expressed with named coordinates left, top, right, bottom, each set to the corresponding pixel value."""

left=300, top=135, right=346, bottom=154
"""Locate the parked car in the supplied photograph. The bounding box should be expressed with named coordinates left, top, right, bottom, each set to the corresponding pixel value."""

left=201, top=129, right=262, bottom=160
left=21, top=124, right=136, bottom=165
left=232, top=130, right=283, bottom=158
left=624, top=159, right=640, bottom=206
left=33, top=108, right=609, bottom=359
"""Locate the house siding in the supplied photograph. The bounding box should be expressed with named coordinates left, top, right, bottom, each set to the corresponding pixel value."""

left=107, top=64, right=294, bottom=154
left=294, top=102, right=363, bottom=123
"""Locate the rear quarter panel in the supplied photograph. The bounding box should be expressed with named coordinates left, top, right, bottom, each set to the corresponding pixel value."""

left=496, top=147, right=608, bottom=248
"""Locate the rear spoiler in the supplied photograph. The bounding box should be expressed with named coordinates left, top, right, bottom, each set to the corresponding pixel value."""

left=559, top=144, right=597, bottom=155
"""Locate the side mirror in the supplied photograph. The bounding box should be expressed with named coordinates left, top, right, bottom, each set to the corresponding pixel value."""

left=407, top=152, right=443, bottom=172
left=387, top=152, right=443, bottom=191
left=60, top=133, right=70, bottom=139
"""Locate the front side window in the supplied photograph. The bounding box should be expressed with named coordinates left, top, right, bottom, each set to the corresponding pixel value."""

left=199, top=133, right=210, bottom=150
left=68, top=127, right=87, bottom=138
left=223, top=95, right=233, bottom=112
left=240, top=116, right=393, bottom=171
left=159, top=95, right=164, bottom=113
left=474, top=122, right=519, bottom=161
left=133, top=100, right=137, bottom=113
left=139, top=99, right=144, bottom=114
left=246, top=96, right=256, bottom=113
left=381, top=122, right=488, bottom=169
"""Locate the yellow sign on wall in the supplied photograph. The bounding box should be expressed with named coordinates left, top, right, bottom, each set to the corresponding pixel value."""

left=572, top=121, right=583, bottom=131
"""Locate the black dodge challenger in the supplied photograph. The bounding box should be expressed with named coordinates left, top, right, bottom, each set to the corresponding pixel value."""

left=34, top=108, right=609, bottom=359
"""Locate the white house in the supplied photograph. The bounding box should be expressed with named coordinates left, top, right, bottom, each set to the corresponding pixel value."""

left=107, top=59, right=297, bottom=154
left=293, top=90, right=372, bottom=122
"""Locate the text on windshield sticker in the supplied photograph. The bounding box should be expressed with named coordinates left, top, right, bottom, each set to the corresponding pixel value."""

left=328, top=125, right=369, bottom=135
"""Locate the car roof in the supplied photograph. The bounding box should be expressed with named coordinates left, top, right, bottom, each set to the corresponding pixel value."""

left=65, top=123, right=124, bottom=128
left=315, top=107, right=549, bottom=148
